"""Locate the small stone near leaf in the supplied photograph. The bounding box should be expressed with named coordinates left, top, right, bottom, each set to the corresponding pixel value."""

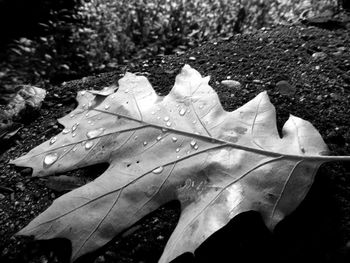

left=312, top=52, right=327, bottom=60
left=221, top=80, right=241, bottom=89
left=276, top=80, right=295, bottom=96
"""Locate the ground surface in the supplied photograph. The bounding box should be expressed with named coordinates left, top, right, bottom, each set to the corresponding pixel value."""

left=1, top=23, right=350, bottom=263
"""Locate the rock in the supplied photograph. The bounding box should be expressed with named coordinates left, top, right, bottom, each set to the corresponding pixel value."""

left=276, top=80, right=295, bottom=96
left=0, top=85, right=46, bottom=142
left=4, top=85, right=46, bottom=118
left=221, top=80, right=241, bottom=89
left=312, top=52, right=327, bottom=60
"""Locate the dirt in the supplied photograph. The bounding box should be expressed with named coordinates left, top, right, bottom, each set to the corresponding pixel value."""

left=1, top=22, right=350, bottom=263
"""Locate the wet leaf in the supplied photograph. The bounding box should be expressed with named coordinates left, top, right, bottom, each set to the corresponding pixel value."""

left=11, top=65, right=350, bottom=262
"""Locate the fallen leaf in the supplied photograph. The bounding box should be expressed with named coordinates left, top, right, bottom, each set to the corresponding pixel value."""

left=11, top=65, right=350, bottom=262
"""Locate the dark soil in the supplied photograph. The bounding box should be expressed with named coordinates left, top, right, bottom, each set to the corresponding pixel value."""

left=1, top=23, right=350, bottom=263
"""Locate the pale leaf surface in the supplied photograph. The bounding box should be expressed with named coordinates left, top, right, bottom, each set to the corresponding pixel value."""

left=11, top=65, right=350, bottom=262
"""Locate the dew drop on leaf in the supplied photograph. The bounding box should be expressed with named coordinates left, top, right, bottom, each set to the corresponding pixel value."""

left=152, top=166, right=163, bottom=174
left=72, top=132, right=77, bottom=137
left=86, top=128, right=104, bottom=139
left=156, top=135, right=162, bottom=141
left=85, top=141, right=94, bottom=150
left=192, top=120, right=197, bottom=124
left=162, top=128, right=168, bottom=133
left=72, top=146, right=78, bottom=152
left=172, top=137, right=178, bottom=142
left=179, top=108, right=186, bottom=116
left=124, top=89, right=129, bottom=93
left=85, top=113, right=90, bottom=117
left=164, top=116, right=170, bottom=122
left=72, top=123, right=79, bottom=132
left=143, top=141, right=148, bottom=146
left=81, top=91, right=86, bottom=95
left=62, top=128, right=70, bottom=134
left=176, top=148, right=180, bottom=152
left=104, top=105, right=110, bottom=110
left=151, top=111, right=155, bottom=115
left=43, top=152, right=58, bottom=167
left=166, top=121, right=171, bottom=127
left=50, top=136, right=57, bottom=145
left=194, top=145, right=199, bottom=150
left=190, top=140, right=197, bottom=148
left=70, top=114, right=75, bottom=118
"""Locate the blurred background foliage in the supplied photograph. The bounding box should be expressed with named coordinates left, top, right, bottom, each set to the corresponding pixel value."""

left=0, top=0, right=343, bottom=89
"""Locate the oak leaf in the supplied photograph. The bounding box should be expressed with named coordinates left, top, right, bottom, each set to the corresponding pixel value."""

left=11, top=65, right=350, bottom=262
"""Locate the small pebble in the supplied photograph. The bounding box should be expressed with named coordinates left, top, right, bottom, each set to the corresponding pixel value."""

left=276, top=80, right=295, bottom=96
left=221, top=80, right=241, bottom=89
left=312, top=52, right=327, bottom=60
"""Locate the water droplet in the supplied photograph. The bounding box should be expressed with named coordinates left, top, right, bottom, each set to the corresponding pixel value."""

left=85, top=113, right=90, bottom=117
left=82, top=103, right=86, bottom=108
left=134, top=136, right=138, bottom=140
left=143, top=141, right=148, bottom=146
left=86, top=128, right=104, bottom=139
left=199, top=105, right=204, bottom=109
left=176, top=155, right=180, bottom=159
left=104, top=105, right=110, bottom=110
left=164, top=116, right=170, bottom=122
left=43, top=153, right=58, bottom=167
left=72, top=146, right=78, bottom=152
left=162, top=128, right=168, bottom=133
left=85, top=141, right=94, bottom=150
left=151, top=111, right=155, bottom=115
left=88, top=101, right=93, bottom=108
left=62, top=128, right=70, bottom=134
left=72, top=123, right=79, bottom=132
left=187, top=150, right=191, bottom=154
left=72, top=132, right=77, bottom=137
left=179, top=108, right=186, bottom=116
left=97, top=116, right=101, bottom=120
left=188, top=109, right=191, bottom=113
left=166, top=121, right=171, bottom=127
left=192, top=120, right=197, bottom=124
left=81, top=91, right=86, bottom=95
left=172, top=137, right=178, bottom=142
left=124, top=89, right=129, bottom=93
left=152, top=166, right=164, bottom=174
left=81, top=141, right=86, bottom=146
left=50, top=136, right=57, bottom=145
left=176, top=104, right=179, bottom=107
left=88, top=120, right=92, bottom=124
left=190, top=140, right=197, bottom=148
left=194, top=145, right=199, bottom=150
left=157, top=116, right=161, bottom=120
left=70, top=114, right=75, bottom=118
left=176, top=148, right=180, bottom=152
left=156, top=135, right=162, bottom=141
